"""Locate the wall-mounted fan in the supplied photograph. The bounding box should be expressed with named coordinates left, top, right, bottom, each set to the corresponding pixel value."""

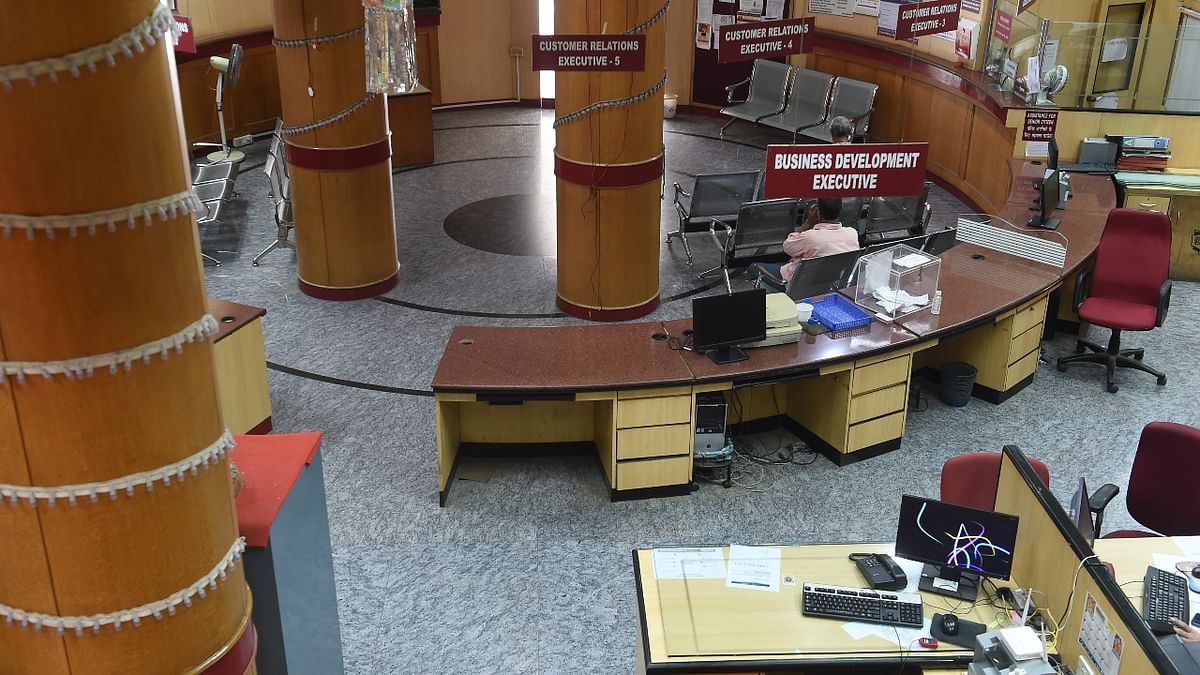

left=1036, top=65, right=1069, bottom=107
left=207, top=43, right=244, bottom=163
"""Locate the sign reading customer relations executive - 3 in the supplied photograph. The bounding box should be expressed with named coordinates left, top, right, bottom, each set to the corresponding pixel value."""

left=718, top=17, right=815, bottom=62
left=531, top=35, right=646, bottom=71
left=894, top=0, right=960, bottom=40
left=763, top=143, right=930, bottom=198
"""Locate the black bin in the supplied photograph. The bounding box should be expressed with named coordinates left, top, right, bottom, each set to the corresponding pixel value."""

left=939, top=362, right=977, bottom=407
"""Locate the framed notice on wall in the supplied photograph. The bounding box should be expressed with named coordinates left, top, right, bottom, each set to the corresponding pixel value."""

left=692, top=0, right=792, bottom=106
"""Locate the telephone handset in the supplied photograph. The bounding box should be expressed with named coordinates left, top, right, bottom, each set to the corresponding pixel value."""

left=848, top=553, right=908, bottom=591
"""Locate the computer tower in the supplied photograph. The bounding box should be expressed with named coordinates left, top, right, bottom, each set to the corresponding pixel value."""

left=694, top=393, right=728, bottom=456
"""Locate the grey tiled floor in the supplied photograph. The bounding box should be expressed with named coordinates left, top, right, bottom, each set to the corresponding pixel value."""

left=202, top=108, right=1200, bottom=674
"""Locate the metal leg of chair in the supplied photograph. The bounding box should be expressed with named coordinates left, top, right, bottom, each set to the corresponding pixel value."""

left=201, top=252, right=221, bottom=267
left=722, top=268, right=732, bottom=295
left=697, top=264, right=721, bottom=279
left=720, top=119, right=736, bottom=137
left=252, top=235, right=295, bottom=267
left=667, top=230, right=694, bottom=265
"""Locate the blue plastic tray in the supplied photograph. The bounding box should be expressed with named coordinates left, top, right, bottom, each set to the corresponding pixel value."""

left=803, top=294, right=872, bottom=332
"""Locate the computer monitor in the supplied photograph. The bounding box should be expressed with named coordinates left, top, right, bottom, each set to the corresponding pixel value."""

left=895, top=494, right=1020, bottom=601
left=691, top=288, right=767, bottom=365
left=1029, top=169, right=1062, bottom=230
left=1048, top=136, right=1059, bottom=170
left=1068, top=477, right=1096, bottom=548
left=923, top=228, right=959, bottom=256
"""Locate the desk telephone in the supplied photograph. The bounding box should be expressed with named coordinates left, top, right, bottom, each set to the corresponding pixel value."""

left=849, top=553, right=908, bottom=591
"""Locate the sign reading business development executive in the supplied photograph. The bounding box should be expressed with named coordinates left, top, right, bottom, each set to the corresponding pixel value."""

left=764, top=143, right=930, bottom=198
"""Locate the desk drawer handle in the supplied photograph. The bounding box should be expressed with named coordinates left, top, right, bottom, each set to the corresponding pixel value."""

left=1139, top=202, right=1160, bottom=210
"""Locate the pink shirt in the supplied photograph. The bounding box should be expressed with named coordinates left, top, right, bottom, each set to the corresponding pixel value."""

left=779, top=222, right=860, bottom=282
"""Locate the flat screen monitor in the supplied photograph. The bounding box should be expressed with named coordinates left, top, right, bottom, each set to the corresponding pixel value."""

left=895, top=494, right=1020, bottom=601
left=1068, top=477, right=1096, bottom=548
left=1048, top=136, right=1059, bottom=170
left=692, top=288, right=766, bottom=365
left=1029, top=169, right=1062, bottom=230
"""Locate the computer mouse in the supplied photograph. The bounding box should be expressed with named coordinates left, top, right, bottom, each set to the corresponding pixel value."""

left=940, top=614, right=959, bottom=636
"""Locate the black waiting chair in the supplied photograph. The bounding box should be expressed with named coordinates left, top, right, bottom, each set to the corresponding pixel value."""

left=861, top=182, right=932, bottom=246
left=802, top=77, right=879, bottom=143
left=864, top=233, right=927, bottom=255
left=668, top=170, right=762, bottom=266
left=720, top=59, right=792, bottom=137
left=783, top=248, right=868, bottom=301
left=704, top=198, right=800, bottom=294
left=923, top=227, right=960, bottom=256
left=758, top=68, right=836, bottom=143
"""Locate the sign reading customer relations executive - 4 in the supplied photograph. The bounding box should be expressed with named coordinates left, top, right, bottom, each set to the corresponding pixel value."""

left=531, top=35, right=646, bottom=71
left=717, top=17, right=815, bottom=63
left=894, top=0, right=960, bottom=40
left=763, top=143, right=930, bottom=198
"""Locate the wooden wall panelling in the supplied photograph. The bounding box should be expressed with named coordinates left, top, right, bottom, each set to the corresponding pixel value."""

left=924, top=87, right=971, bottom=179
left=963, top=110, right=1017, bottom=214
left=415, top=26, right=443, bottom=104
left=665, top=0, right=696, bottom=105
left=509, top=0, right=540, bottom=101
left=178, top=44, right=281, bottom=145
left=439, top=0, right=516, bottom=103
left=175, top=0, right=273, bottom=43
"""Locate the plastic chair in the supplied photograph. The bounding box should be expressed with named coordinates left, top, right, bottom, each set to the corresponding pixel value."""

left=1091, top=422, right=1200, bottom=538
left=940, top=452, right=1050, bottom=511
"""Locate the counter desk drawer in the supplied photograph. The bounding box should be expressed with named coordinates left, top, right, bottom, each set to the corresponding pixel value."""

left=851, top=355, right=910, bottom=396
left=1011, top=297, right=1048, bottom=337
left=1008, top=322, right=1043, bottom=366
left=848, top=383, right=907, bottom=425
left=616, top=455, right=692, bottom=491
left=1124, top=194, right=1171, bottom=213
left=616, top=424, right=693, bottom=460
left=616, top=395, right=691, bottom=429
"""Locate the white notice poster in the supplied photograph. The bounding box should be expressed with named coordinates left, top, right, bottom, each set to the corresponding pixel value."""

left=696, top=0, right=715, bottom=49
left=1042, top=40, right=1060, bottom=72
left=1027, top=56, right=1041, bottom=94
left=877, top=1, right=899, bottom=37
left=810, top=0, right=855, bottom=17
left=766, top=0, right=786, bottom=19
left=740, top=0, right=765, bottom=13
left=1078, top=592, right=1124, bottom=675
left=855, top=0, right=880, bottom=16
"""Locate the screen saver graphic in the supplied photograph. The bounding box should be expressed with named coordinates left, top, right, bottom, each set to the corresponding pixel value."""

left=914, top=501, right=1013, bottom=573
left=895, top=495, right=1020, bottom=581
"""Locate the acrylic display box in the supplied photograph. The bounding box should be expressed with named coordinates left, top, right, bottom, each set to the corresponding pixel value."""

left=852, top=244, right=941, bottom=321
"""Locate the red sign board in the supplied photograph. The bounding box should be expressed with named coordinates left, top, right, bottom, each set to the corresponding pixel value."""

left=895, top=0, right=960, bottom=41
left=531, top=35, right=646, bottom=71
left=173, top=15, right=196, bottom=54
left=1017, top=0, right=1036, bottom=14
left=764, top=143, right=930, bottom=199
left=994, top=11, right=1013, bottom=42
left=1021, top=110, right=1059, bottom=141
left=717, top=17, right=815, bottom=63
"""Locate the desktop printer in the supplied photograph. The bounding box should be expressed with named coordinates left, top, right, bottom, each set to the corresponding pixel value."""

left=743, top=293, right=803, bottom=348
left=967, top=627, right=1054, bottom=675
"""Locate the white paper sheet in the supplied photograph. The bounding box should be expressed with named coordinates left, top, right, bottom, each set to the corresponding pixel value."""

left=697, top=0, right=715, bottom=49
left=1026, top=141, right=1050, bottom=158
left=1175, top=537, right=1200, bottom=560
left=766, top=0, right=786, bottom=19
left=810, top=0, right=854, bottom=17
left=1043, top=40, right=1059, bottom=72
left=876, top=1, right=899, bottom=36
left=652, top=547, right=728, bottom=579
left=726, top=544, right=782, bottom=592
left=740, top=0, right=764, bottom=13
left=895, top=253, right=931, bottom=269
left=843, top=617, right=934, bottom=648
left=855, top=0, right=880, bottom=17
left=1027, top=56, right=1041, bottom=94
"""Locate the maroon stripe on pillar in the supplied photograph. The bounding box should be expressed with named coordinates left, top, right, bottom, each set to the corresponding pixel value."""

left=202, top=621, right=256, bottom=675
left=298, top=271, right=400, bottom=301
left=285, top=138, right=392, bottom=171
left=555, top=295, right=661, bottom=322
left=555, top=154, right=664, bottom=188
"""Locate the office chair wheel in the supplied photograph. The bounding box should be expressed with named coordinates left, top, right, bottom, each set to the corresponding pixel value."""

left=1157, top=374, right=1167, bottom=386
left=1134, top=352, right=1144, bottom=361
left=1107, top=382, right=1119, bottom=393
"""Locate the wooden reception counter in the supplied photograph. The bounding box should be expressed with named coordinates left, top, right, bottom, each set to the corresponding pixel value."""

left=431, top=163, right=1115, bottom=505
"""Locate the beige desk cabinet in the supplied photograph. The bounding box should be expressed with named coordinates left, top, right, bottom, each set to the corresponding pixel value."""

left=1122, top=187, right=1200, bottom=281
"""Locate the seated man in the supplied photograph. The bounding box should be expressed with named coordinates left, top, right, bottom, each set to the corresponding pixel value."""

left=830, top=115, right=854, bottom=144
left=751, top=197, right=860, bottom=291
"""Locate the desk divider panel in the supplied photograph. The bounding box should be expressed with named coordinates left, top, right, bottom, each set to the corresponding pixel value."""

left=995, top=446, right=1172, bottom=674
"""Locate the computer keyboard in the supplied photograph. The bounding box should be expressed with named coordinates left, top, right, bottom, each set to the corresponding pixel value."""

left=802, top=582, right=924, bottom=627
left=1059, top=163, right=1117, bottom=175
left=1144, top=566, right=1190, bottom=635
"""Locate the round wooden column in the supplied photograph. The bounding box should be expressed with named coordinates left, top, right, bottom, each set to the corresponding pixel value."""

left=273, top=0, right=400, bottom=300
left=554, top=1, right=667, bottom=321
left=0, top=2, right=252, bottom=673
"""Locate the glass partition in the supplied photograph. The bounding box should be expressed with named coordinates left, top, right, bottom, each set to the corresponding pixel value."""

left=983, top=3, right=1200, bottom=113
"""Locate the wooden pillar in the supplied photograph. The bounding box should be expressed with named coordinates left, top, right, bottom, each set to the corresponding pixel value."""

left=273, top=0, right=400, bottom=300
left=0, top=2, right=253, bottom=673
left=554, top=1, right=667, bottom=321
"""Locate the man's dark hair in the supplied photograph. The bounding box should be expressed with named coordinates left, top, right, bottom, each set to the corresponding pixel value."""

left=830, top=116, right=854, bottom=142
left=817, top=197, right=843, bottom=221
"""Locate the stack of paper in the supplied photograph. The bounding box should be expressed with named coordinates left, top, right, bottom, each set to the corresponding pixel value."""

left=872, top=287, right=929, bottom=315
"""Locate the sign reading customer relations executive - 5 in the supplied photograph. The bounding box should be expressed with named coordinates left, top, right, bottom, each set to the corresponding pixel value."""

left=763, top=143, right=930, bottom=198
left=531, top=35, right=646, bottom=71
left=894, top=0, right=960, bottom=40
left=717, top=17, right=815, bottom=63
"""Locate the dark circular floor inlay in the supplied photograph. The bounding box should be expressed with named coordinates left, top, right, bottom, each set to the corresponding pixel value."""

left=444, top=193, right=557, bottom=257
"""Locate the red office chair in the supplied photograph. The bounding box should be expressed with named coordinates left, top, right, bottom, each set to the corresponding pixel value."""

left=940, top=452, right=1050, bottom=511
left=1090, top=422, right=1200, bottom=538
left=1056, top=208, right=1172, bottom=393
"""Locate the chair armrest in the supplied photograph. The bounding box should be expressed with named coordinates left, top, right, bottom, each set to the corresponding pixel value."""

left=1073, top=268, right=1091, bottom=312
left=725, top=77, right=752, bottom=104
left=1089, top=483, right=1120, bottom=537
left=1157, top=280, right=1172, bottom=327
left=708, top=218, right=734, bottom=254
left=672, top=182, right=690, bottom=205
